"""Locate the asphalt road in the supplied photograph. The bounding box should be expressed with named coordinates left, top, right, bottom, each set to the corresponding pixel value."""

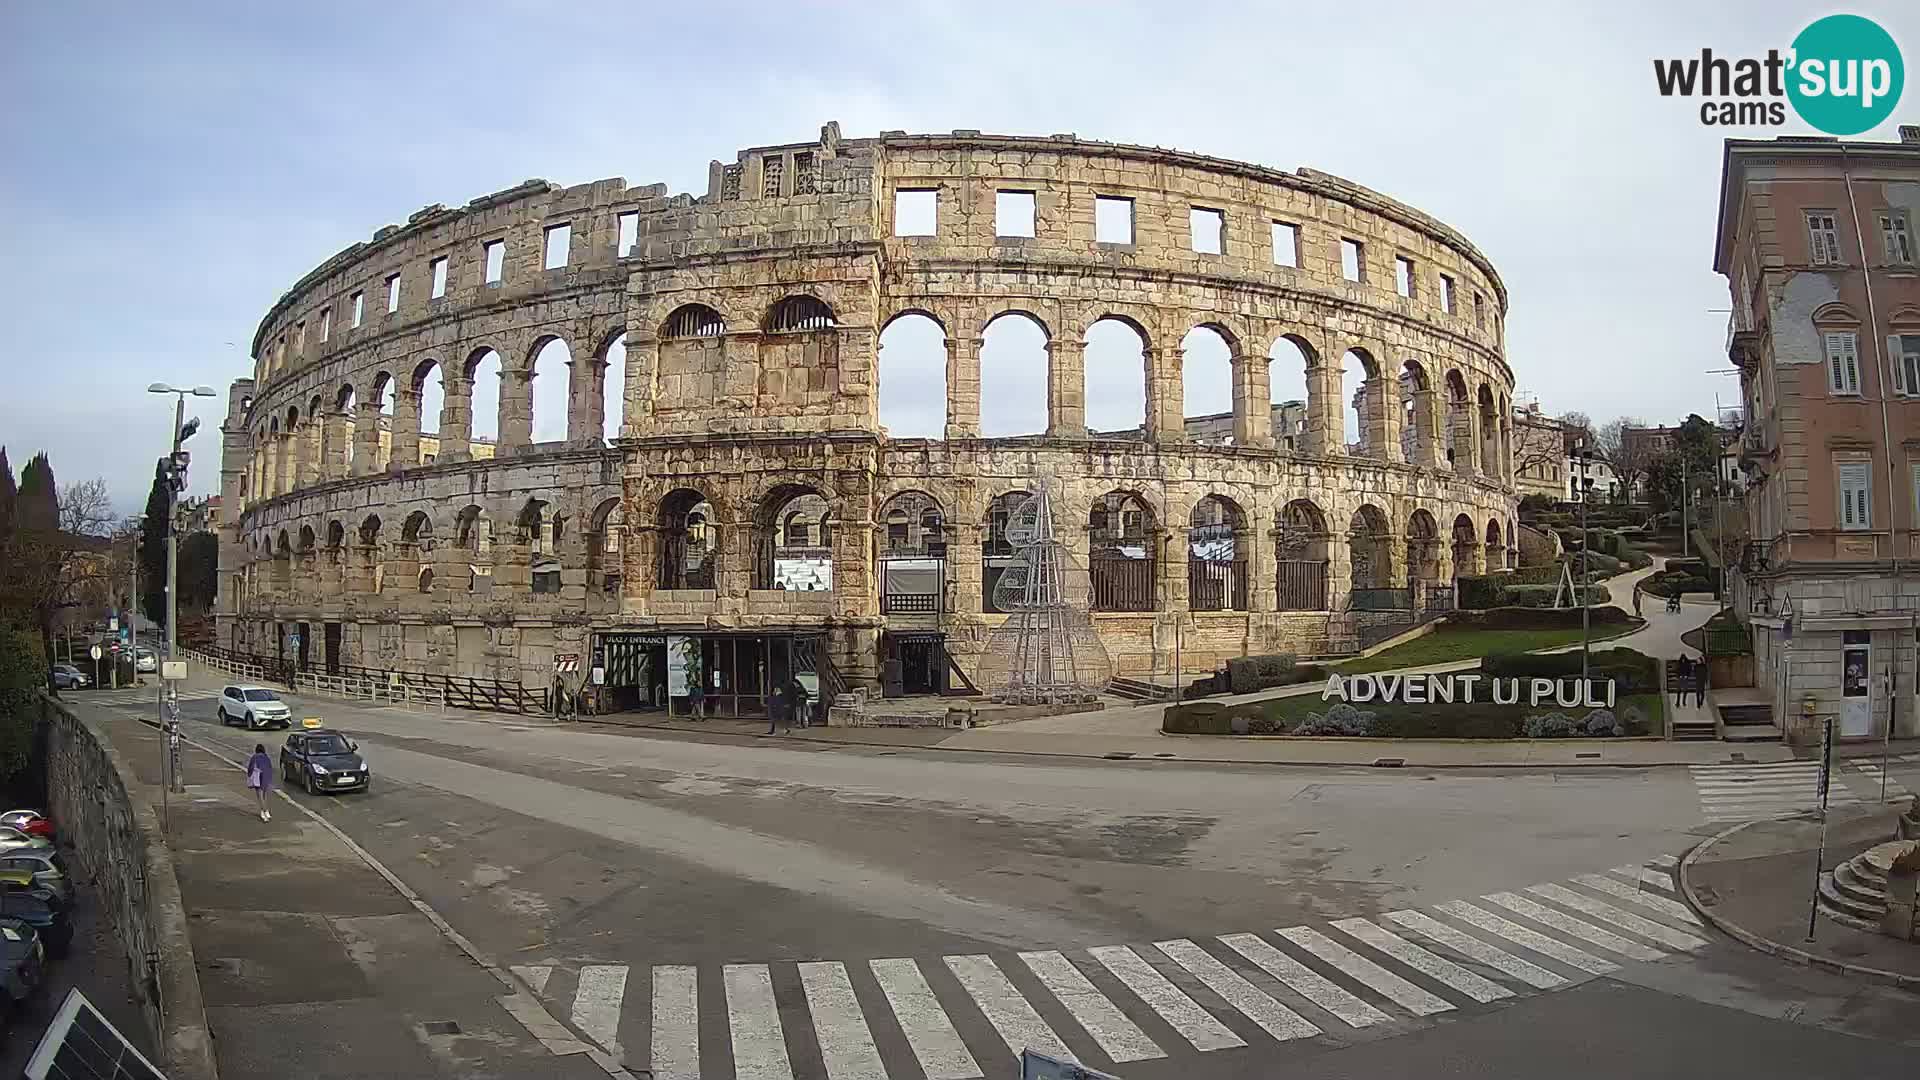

left=75, top=683, right=1920, bottom=1079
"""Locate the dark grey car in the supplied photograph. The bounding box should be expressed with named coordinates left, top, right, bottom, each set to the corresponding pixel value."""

left=280, top=729, right=370, bottom=794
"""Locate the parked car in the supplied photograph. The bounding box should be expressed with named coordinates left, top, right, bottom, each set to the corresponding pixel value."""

left=133, top=647, right=157, bottom=674
left=48, top=664, right=89, bottom=690
left=0, top=852, right=69, bottom=906
left=0, top=888, right=69, bottom=955
left=280, top=729, right=370, bottom=794
left=0, top=918, right=43, bottom=1009
left=0, top=829, right=50, bottom=855
left=218, top=685, right=292, bottom=730
left=0, top=812, right=53, bottom=842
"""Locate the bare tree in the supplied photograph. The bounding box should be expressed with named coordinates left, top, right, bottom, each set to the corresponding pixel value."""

left=59, top=478, right=115, bottom=538
left=1511, top=413, right=1569, bottom=487
left=1559, top=411, right=1592, bottom=443
left=1595, top=417, right=1652, bottom=500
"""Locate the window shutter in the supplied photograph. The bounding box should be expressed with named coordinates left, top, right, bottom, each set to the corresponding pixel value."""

left=1892, top=335, right=1908, bottom=396
left=1844, top=337, right=1861, bottom=395
left=1839, top=461, right=1872, bottom=529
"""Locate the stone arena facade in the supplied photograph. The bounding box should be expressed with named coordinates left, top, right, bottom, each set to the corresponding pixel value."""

left=217, top=123, right=1519, bottom=714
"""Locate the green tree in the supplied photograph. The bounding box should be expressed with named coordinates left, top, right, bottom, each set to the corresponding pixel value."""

left=5, top=454, right=61, bottom=658
left=0, top=623, right=44, bottom=779
left=179, top=531, right=220, bottom=614
left=137, top=459, right=170, bottom=626
left=0, top=447, right=15, bottom=545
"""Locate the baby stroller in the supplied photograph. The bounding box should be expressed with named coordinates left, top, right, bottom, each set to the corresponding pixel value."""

left=1666, top=594, right=1682, bottom=614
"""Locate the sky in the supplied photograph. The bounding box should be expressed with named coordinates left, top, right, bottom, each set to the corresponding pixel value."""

left=3, top=1, right=1915, bottom=513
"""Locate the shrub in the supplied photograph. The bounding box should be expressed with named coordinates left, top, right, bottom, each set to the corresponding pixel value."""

left=1500, top=584, right=1609, bottom=608
left=0, top=627, right=44, bottom=780
left=1162, top=703, right=1234, bottom=734
left=1293, top=703, right=1376, bottom=736
left=1456, top=575, right=1504, bottom=610
left=1482, top=647, right=1660, bottom=694
left=1224, top=654, right=1325, bottom=694
left=1447, top=605, right=1636, bottom=630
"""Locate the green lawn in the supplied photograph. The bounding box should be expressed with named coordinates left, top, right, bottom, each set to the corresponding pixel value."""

left=1165, top=692, right=1666, bottom=738
left=1337, top=627, right=1616, bottom=674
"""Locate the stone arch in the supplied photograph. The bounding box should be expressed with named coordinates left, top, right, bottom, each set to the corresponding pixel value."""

left=401, top=509, right=433, bottom=548
left=662, top=303, right=726, bottom=339
left=1084, top=315, right=1150, bottom=438
left=297, top=524, right=317, bottom=553
left=516, top=498, right=554, bottom=554
left=359, top=514, right=382, bottom=547
left=418, top=566, right=435, bottom=593
left=1089, top=489, right=1157, bottom=612
left=1180, top=325, right=1236, bottom=442
left=461, top=346, right=503, bottom=446
left=980, top=310, right=1050, bottom=437
left=1268, top=333, right=1317, bottom=453
left=879, top=490, right=946, bottom=555
left=324, top=520, right=345, bottom=550
left=882, top=307, right=949, bottom=335
left=753, top=483, right=832, bottom=591
left=1400, top=358, right=1436, bottom=466
left=599, top=330, right=628, bottom=445
left=657, top=488, right=717, bottom=590
left=878, top=312, right=946, bottom=440
left=1275, top=499, right=1331, bottom=610
left=1485, top=516, right=1506, bottom=571
left=764, top=294, right=837, bottom=333
left=1477, top=383, right=1500, bottom=479
left=527, top=335, right=572, bottom=443
left=1188, top=493, right=1249, bottom=611
left=1348, top=504, right=1391, bottom=590
left=1340, top=347, right=1382, bottom=457
left=455, top=504, right=490, bottom=553
left=1451, top=512, right=1480, bottom=580
left=1406, top=508, right=1442, bottom=582
left=1444, top=369, right=1471, bottom=471
left=587, top=497, right=625, bottom=594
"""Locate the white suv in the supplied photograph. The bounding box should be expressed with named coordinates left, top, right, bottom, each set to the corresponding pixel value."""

left=217, top=685, right=292, bottom=730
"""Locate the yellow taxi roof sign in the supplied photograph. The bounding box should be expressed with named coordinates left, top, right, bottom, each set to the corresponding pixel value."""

left=301, top=717, right=324, bottom=729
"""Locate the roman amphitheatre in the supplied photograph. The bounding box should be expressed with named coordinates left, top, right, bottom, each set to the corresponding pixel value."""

left=217, top=122, right=1518, bottom=717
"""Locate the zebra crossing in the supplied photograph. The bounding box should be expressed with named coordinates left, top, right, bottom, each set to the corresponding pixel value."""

left=82, top=686, right=222, bottom=707
left=511, top=858, right=1707, bottom=1078
left=1689, top=756, right=1920, bottom=823
left=1851, top=753, right=1918, bottom=805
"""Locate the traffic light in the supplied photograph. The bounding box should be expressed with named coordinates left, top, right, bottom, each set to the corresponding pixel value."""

left=159, top=451, right=190, bottom=493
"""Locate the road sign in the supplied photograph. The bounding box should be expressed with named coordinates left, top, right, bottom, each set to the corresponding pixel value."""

left=89, top=645, right=102, bottom=661
left=555, top=653, right=580, bottom=674
left=161, top=661, right=186, bottom=681
left=119, top=628, right=130, bottom=643
left=108, top=617, right=118, bottom=632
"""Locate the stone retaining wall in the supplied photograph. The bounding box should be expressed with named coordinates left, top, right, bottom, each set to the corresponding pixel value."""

left=38, top=697, right=218, bottom=1079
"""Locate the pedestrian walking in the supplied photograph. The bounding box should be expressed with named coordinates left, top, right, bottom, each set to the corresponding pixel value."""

left=1695, top=660, right=1709, bottom=708
left=246, top=743, right=273, bottom=822
left=787, top=677, right=810, bottom=728
left=1673, top=655, right=1694, bottom=706
left=1633, top=588, right=1642, bottom=617
left=765, top=684, right=788, bottom=735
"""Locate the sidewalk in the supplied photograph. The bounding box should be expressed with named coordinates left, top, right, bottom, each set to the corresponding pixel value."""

left=1680, top=809, right=1920, bottom=988
left=77, top=703, right=605, bottom=1080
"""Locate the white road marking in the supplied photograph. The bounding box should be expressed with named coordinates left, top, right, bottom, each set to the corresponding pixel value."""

left=798, top=962, right=887, bottom=1080
left=1434, top=901, right=1618, bottom=975
left=512, top=964, right=552, bottom=994
left=1648, top=853, right=1679, bottom=869
left=946, top=954, right=1075, bottom=1063
left=1151, top=938, right=1319, bottom=1042
left=723, top=963, right=795, bottom=1080
left=1383, top=910, right=1566, bottom=990
left=869, top=958, right=981, bottom=1080
left=571, top=964, right=629, bottom=1058
left=1088, top=945, right=1244, bottom=1052
left=1608, top=865, right=1678, bottom=893
left=651, top=965, right=701, bottom=1080
left=1526, top=884, right=1708, bottom=951
left=1019, top=950, right=1164, bottom=1062
left=1216, top=933, right=1391, bottom=1028
left=1482, top=892, right=1666, bottom=962
left=1573, top=874, right=1703, bottom=926
left=1329, top=918, right=1512, bottom=1004
left=1273, top=926, right=1453, bottom=1017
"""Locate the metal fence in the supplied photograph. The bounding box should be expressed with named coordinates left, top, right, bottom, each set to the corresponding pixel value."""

left=1349, top=587, right=1414, bottom=612
left=1091, top=554, right=1156, bottom=612
left=185, top=648, right=549, bottom=716
left=1188, top=559, right=1249, bottom=611
left=1275, top=560, right=1329, bottom=611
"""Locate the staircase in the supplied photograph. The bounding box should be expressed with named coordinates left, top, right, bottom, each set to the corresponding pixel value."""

left=1720, top=703, right=1782, bottom=743
left=1109, top=677, right=1176, bottom=703
left=1670, top=709, right=1718, bottom=741
left=1818, top=840, right=1916, bottom=930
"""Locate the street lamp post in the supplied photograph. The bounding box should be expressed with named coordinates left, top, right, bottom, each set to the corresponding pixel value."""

left=149, top=382, right=217, bottom=807
left=1573, top=444, right=1596, bottom=688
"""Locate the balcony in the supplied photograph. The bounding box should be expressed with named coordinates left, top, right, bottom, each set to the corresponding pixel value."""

left=1739, top=539, right=1777, bottom=575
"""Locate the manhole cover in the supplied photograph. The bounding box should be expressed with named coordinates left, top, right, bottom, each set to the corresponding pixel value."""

left=422, top=1021, right=462, bottom=1036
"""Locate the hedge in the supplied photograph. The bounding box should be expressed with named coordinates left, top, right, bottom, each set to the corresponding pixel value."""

left=1503, top=583, right=1609, bottom=608
left=1161, top=694, right=1661, bottom=738
left=1482, top=646, right=1661, bottom=693
left=1448, top=606, right=1637, bottom=630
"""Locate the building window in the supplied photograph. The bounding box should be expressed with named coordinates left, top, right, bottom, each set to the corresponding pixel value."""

left=484, top=240, right=505, bottom=283
left=1474, top=292, right=1486, bottom=329
left=721, top=165, right=742, bottom=201
left=1340, top=238, right=1365, bottom=282
left=351, top=291, right=364, bottom=328
left=793, top=152, right=815, bottom=195
left=762, top=156, right=784, bottom=198
left=1190, top=207, right=1223, bottom=254
left=996, top=191, right=1035, bottom=238
left=385, top=273, right=400, bottom=313
left=1271, top=222, right=1299, bottom=267
left=1394, top=255, right=1416, bottom=298
left=1881, top=210, right=1915, bottom=266
left=294, top=320, right=306, bottom=351
left=319, top=306, right=330, bottom=342
left=1095, top=195, right=1134, bottom=244
left=430, top=257, right=448, bottom=299
left=1807, top=211, right=1842, bottom=265
left=893, top=189, right=937, bottom=236
left=1439, top=274, right=1456, bottom=314
left=1839, top=460, right=1872, bottom=530
left=1897, top=333, right=1920, bottom=396
left=543, top=223, right=571, bottom=269
left=1911, top=462, right=1920, bottom=521
left=1825, top=331, right=1861, bottom=395
left=617, top=212, right=638, bottom=257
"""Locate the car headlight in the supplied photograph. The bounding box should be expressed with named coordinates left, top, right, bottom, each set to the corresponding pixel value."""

left=309, top=764, right=328, bottom=774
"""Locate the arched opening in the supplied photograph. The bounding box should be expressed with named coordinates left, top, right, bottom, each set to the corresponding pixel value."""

left=1478, top=384, right=1499, bottom=478
left=336, top=384, right=358, bottom=474
left=657, top=489, right=717, bottom=590
left=1275, top=500, right=1330, bottom=610
left=401, top=510, right=433, bottom=549
left=517, top=499, right=552, bottom=555
left=1268, top=335, right=1314, bottom=453
left=1084, top=317, right=1148, bottom=437
left=1089, top=491, right=1156, bottom=612
left=467, top=348, right=504, bottom=447
left=1341, top=349, right=1378, bottom=456
left=755, top=486, right=831, bottom=590
left=982, top=491, right=1029, bottom=614
left=1451, top=514, right=1480, bottom=580
left=1348, top=505, right=1392, bottom=591
left=530, top=338, right=572, bottom=444
left=1485, top=518, right=1506, bottom=572
left=1181, top=326, right=1235, bottom=444
left=324, top=520, right=345, bottom=551
left=297, top=524, right=317, bottom=554
left=1406, top=509, right=1441, bottom=583
left=1400, top=359, right=1432, bottom=465
left=1187, top=494, right=1248, bottom=610
left=305, top=395, right=324, bottom=482
left=601, top=333, right=627, bottom=444
left=588, top=498, right=625, bottom=595
left=456, top=505, right=492, bottom=594
left=764, top=295, right=836, bottom=333
left=878, top=490, right=946, bottom=614
left=368, top=373, right=394, bottom=472
left=359, top=514, right=382, bottom=547
left=980, top=312, right=1048, bottom=437
left=877, top=312, right=947, bottom=439
left=658, top=304, right=729, bottom=414
left=414, top=359, right=444, bottom=462
left=1445, top=370, right=1471, bottom=471
left=418, top=567, right=435, bottom=593
left=663, top=303, right=726, bottom=339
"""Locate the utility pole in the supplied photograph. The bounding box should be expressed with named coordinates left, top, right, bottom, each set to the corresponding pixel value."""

left=149, top=382, right=215, bottom=805
left=1682, top=456, right=1691, bottom=559
left=1574, top=444, right=1594, bottom=688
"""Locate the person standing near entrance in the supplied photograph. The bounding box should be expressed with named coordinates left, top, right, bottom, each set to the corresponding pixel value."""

left=246, top=743, right=273, bottom=822
left=1674, top=655, right=1694, bottom=706
left=787, top=677, right=811, bottom=728
left=1695, top=658, right=1710, bottom=708
left=765, top=684, right=788, bottom=735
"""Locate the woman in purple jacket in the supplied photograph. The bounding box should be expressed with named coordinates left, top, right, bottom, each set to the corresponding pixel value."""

left=246, top=744, right=273, bottom=822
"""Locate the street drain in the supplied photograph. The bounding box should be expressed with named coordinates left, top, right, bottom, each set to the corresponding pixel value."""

left=1575, top=752, right=1601, bottom=759
left=1371, top=757, right=1405, bottom=768
left=1153, top=752, right=1175, bottom=758
left=1104, top=751, right=1135, bottom=760
left=422, top=1021, right=462, bottom=1036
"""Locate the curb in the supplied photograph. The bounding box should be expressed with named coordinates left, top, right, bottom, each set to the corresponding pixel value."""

left=1678, top=817, right=1920, bottom=990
